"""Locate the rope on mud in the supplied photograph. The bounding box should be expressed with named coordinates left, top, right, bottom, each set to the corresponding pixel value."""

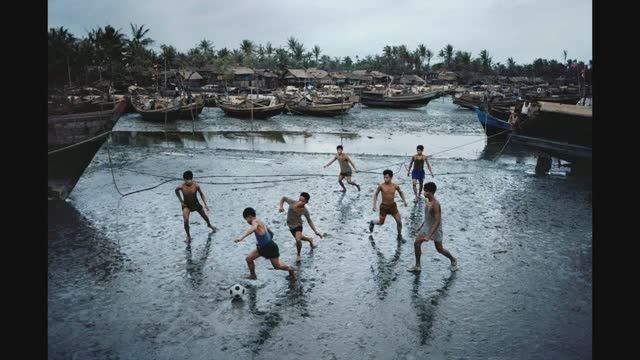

left=106, top=133, right=175, bottom=198
left=48, top=130, right=112, bottom=156
left=492, top=133, right=513, bottom=161
left=427, top=129, right=511, bottom=158
left=106, top=133, right=125, bottom=197
left=121, top=167, right=336, bottom=179
left=103, top=126, right=511, bottom=198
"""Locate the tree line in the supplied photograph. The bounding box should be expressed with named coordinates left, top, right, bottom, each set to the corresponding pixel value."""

left=48, top=24, right=591, bottom=88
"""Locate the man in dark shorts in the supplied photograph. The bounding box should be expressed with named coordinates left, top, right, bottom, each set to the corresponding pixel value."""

left=175, top=170, right=216, bottom=243
left=406, top=145, right=434, bottom=202
left=369, top=169, right=408, bottom=237
left=324, top=145, right=361, bottom=192
left=278, top=192, right=323, bottom=262
left=234, top=207, right=295, bottom=280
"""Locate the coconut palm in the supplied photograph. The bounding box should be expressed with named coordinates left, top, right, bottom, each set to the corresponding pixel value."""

left=313, top=45, right=321, bottom=66
left=240, top=39, right=254, bottom=56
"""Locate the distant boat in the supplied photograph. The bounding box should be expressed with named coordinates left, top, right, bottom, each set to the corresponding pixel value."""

left=473, top=106, right=512, bottom=138
left=287, top=101, right=353, bottom=117
left=360, top=90, right=438, bottom=108
left=131, top=98, right=204, bottom=121
left=453, top=92, right=484, bottom=109
left=218, top=99, right=285, bottom=119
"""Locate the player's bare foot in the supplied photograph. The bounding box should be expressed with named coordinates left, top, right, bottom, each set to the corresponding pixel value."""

left=287, top=270, right=296, bottom=280
left=242, top=274, right=257, bottom=280
left=355, top=184, right=361, bottom=191
left=208, top=225, right=217, bottom=232
left=407, top=266, right=422, bottom=273
left=295, top=255, right=301, bottom=263
left=184, top=236, right=191, bottom=244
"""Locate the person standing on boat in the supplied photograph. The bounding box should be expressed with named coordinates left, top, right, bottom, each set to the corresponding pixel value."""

left=408, top=182, right=457, bottom=272
left=175, top=170, right=216, bottom=243
left=369, top=169, right=408, bottom=237
left=278, top=192, right=323, bottom=263
left=323, top=145, right=361, bottom=192
left=234, top=207, right=295, bottom=280
left=406, top=145, right=434, bottom=202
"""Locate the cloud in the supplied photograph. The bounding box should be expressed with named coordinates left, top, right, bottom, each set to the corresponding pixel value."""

left=48, top=0, right=592, bottom=64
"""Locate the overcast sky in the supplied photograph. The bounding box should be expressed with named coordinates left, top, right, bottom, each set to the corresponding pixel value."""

left=48, top=0, right=592, bottom=65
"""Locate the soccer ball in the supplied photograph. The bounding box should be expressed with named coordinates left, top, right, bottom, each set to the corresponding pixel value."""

left=229, top=284, right=245, bottom=300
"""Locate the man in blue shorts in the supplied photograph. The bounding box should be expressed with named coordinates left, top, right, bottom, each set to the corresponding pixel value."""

left=406, top=145, right=434, bottom=202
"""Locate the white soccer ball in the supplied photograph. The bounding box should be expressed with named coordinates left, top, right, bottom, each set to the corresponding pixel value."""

left=229, top=284, right=246, bottom=300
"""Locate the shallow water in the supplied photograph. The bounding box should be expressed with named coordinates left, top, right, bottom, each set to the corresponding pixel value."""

left=48, top=97, right=592, bottom=359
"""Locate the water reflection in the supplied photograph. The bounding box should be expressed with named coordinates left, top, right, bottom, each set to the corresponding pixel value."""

left=368, top=235, right=403, bottom=300
left=478, top=141, right=530, bottom=163
left=240, top=277, right=310, bottom=353
left=410, top=271, right=457, bottom=345
left=48, top=201, right=130, bottom=285
left=184, top=233, right=213, bottom=289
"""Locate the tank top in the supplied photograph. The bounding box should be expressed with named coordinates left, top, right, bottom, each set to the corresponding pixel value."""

left=422, top=202, right=443, bottom=241
left=254, top=226, right=272, bottom=247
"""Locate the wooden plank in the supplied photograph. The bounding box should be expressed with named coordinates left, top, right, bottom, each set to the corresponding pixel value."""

left=538, top=101, right=592, bottom=118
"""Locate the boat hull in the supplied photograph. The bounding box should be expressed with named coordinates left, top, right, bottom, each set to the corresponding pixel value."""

left=219, top=103, right=285, bottom=119
left=360, top=92, right=438, bottom=108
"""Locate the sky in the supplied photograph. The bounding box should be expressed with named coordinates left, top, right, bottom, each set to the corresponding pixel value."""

left=48, top=0, right=592, bottom=65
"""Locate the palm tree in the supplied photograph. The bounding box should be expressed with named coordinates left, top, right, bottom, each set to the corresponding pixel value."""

left=438, top=49, right=446, bottom=64
left=217, top=47, right=230, bottom=58
left=507, top=57, right=516, bottom=75
left=417, top=44, right=427, bottom=72
left=443, top=44, right=454, bottom=69
left=333, top=57, right=341, bottom=71
left=160, top=44, right=177, bottom=67
left=312, top=45, right=321, bottom=67
left=87, top=25, right=127, bottom=80
left=287, top=37, right=299, bottom=54
left=479, top=49, right=492, bottom=73
left=293, top=43, right=305, bottom=62
left=240, top=39, right=254, bottom=57
left=425, top=49, right=433, bottom=69
left=275, top=48, right=289, bottom=71
left=48, top=27, right=77, bottom=86
left=126, top=24, right=154, bottom=80
left=343, top=56, right=353, bottom=69
left=320, top=55, right=331, bottom=70
left=563, top=49, right=568, bottom=64
left=257, top=44, right=265, bottom=64
left=129, top=23, right=153, bottom=48
left=265, top=42, right=274, bottom=57
left=197, top=39, right=215, bottom=62
left=383, top=45, right=392, bottom=59
left=231, top=49, right=244, bottom=65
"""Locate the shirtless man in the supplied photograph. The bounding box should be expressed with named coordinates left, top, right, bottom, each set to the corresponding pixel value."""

left=278, top=192, right=323, bottom=262
left=175, top=170, right=216, bottom=243
left=369, top=169, right=408, bottom=236
left=324, top=145, right=360, bottom=192
left=406, top=145, right=434, bottom=202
